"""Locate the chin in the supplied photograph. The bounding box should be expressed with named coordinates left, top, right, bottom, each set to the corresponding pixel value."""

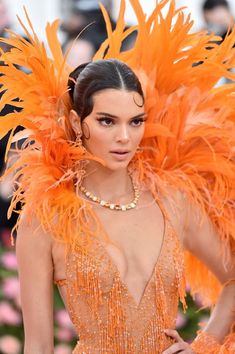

left=105, top=160, right=130, bottom=172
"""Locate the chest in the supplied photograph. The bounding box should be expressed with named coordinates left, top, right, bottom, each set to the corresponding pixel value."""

left=54, top=194, right=186, bottom=312
left=92, top=193, right=165, bottom=281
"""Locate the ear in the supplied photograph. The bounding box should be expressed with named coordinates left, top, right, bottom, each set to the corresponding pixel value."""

left=69, top=110, right=82, bottom=135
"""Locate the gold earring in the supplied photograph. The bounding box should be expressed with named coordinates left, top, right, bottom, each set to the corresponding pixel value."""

left=76, top=131, right=87, bottom=153
left=76, top=131, right=83, bottom=146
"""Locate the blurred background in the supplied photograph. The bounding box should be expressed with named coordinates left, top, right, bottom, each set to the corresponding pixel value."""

left=6, top=0, right=235, bottom=34
left=1, top=0, right=235, bottom=353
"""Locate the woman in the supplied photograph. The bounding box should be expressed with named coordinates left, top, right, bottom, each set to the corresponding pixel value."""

left=0, top=0, right=235, bottom=353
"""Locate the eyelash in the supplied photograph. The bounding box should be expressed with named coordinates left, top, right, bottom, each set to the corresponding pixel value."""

left=96, top=117, right=146, bottom=127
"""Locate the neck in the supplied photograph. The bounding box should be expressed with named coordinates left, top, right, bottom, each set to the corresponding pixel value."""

left=81, top=162, right=133, bottom=203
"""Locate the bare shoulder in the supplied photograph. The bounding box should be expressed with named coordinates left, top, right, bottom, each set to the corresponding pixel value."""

left=16, top=210, right=53, bottom=261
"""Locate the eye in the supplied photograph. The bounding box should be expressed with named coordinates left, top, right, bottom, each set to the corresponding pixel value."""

left=130, top=118, right=146, bottom=127
left=96, top=117, right=114, bottom=126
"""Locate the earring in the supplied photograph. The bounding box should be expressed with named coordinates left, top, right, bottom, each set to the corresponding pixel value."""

left=76, top=131, right=83, bottom=147
left=76, top=131, right=87, bottom=153
left=136, top=146, right=142, bottom=153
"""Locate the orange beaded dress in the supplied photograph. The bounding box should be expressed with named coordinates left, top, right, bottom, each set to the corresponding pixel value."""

left=0, top=0, right=235, bottom=353
left=55, top=204, right=186, bottom=353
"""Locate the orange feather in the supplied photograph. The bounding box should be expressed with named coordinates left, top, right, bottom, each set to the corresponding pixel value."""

left=0, top=0, right=234, bottom=307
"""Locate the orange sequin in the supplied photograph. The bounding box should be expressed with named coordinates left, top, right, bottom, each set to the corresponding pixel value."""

left=0, top=1, right=234, bottom=351
left=0, top=0, right=234, bottom=309
left=56, top=214, right=186, bottom=353
left=190, top=330, right=235, bottom=353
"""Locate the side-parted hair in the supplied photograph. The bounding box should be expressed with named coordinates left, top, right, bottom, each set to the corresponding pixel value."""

left=68, top=59, right=144, bottom=121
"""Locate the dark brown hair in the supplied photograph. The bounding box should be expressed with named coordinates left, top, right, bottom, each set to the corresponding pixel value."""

left=68, top=59, right=144, bottom=121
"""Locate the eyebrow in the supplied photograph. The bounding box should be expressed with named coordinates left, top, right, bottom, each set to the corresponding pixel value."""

left=96, top=112, right=146, bottom=119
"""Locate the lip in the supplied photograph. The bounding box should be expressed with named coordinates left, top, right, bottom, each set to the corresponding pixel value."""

left=110, top=150, right=130, bottom=154
left=110, top=150, right=131, bottom=161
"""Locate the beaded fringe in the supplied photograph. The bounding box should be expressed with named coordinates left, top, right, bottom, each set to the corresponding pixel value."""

left=190, top=331, right=235, bottom=353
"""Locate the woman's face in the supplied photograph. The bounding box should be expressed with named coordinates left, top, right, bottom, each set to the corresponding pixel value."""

left=81, top=89, right=145, bottom=171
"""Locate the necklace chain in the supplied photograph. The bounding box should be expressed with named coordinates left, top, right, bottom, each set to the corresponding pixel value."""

left=79, top=176, right=140, bottom=211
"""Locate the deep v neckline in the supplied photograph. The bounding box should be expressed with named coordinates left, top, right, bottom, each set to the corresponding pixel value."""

left=96, top=228, right=166, bottom=309
left=93, top=197, right=167, bottom=309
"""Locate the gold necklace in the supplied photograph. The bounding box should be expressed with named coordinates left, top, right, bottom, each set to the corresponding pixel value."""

left=79, top=177, right=140, bottom=211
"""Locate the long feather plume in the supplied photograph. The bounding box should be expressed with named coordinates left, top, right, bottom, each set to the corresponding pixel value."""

left=0, top=0, right=234, bottom=306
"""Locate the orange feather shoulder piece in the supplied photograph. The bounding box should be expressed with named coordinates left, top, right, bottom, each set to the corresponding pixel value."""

left=0, top=0, right=235, bottom=306
left=0, top=9, right=103, bottom=250
left=96, top=0, right=235, bottom=306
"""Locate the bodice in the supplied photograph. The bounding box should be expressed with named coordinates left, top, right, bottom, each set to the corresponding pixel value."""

left=55, top=213, right=186, bottom=354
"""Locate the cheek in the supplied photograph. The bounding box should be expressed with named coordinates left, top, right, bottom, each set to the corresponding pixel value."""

left=132, top=126, right=145, bottom=145
left=83, top=126, right=110, bottom=154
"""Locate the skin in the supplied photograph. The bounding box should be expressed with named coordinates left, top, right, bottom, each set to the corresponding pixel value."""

left=69, top=89, right=147, bottom=206
left=16, top=88, right=235, bottom=353
left=69, top=89, right=146, bottom=171
left=0, top=0, right=10, bottom=32
left=64, top=38, right=94, bottom=67
left=204, top=6, right=234, bottom=31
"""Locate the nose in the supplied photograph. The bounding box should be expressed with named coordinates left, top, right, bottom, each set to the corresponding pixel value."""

left=115, top=124, right=130, bottom=144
